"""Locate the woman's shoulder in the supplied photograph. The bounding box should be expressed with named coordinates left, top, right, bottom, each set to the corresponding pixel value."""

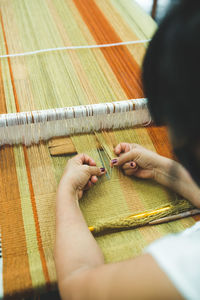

left=146, top=221, right=200, bottom=300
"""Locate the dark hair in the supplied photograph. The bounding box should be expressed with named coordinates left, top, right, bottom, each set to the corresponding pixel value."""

left=142, top=0, right=200, bottom=182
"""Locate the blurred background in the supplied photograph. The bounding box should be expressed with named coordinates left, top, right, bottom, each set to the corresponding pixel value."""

left=135, top=0, right=180, bottom=23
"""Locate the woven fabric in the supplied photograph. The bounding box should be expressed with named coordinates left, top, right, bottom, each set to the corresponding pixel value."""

left=0, top=0, right=199, bottom=298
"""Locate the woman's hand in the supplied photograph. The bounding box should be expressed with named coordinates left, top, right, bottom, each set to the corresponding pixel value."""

left=111, top=143, right=167, bottom=179
left=111, top=143, right=200, bottom=207
left=58, top=153, right=106, bottom=199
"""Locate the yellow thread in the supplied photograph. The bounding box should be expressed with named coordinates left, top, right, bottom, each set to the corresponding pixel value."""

left=126, top=205, right=171, bottom=219
left=88, top=226, right=95, bottom=232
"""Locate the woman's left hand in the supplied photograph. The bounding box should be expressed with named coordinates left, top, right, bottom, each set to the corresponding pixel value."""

left=58, top=153, right=106, bottom=199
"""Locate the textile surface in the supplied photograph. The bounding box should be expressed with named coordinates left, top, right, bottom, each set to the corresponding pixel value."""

left=0, top=0, right=199, bottom=298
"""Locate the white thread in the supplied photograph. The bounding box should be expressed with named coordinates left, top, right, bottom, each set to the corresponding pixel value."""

left=0, top=98, right=148, bottom=125
left=0, top=98, right=150, bottom=145
left=0, top=39, right=151, bottom=58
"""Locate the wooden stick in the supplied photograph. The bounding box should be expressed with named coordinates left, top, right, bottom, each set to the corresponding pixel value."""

left=48, top=136, right=102, bottom=155
left=149, top=209, right=200, bottom=225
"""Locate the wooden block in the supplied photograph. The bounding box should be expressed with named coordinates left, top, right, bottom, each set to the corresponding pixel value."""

left=48, top=136, right=73, bottom=148
left=48, top=137, right=76, bottom=155
left=48, top=136, right=102, bottom=156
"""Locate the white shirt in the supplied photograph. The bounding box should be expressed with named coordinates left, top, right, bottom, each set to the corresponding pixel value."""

left=146, top=222, right=200, bottom=300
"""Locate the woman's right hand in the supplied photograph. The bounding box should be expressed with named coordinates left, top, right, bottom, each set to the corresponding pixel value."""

left=111, top=143, right=168, bottom=180
left=111, top=143, right=200, bottom=207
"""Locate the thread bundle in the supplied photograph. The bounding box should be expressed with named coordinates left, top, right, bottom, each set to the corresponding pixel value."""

left=89, top=200, right=194, bottom=234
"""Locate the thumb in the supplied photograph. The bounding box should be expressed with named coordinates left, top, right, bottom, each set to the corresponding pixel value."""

left=111, top=150, right=140, bottom=167
left=87, top=166, right=106, bottom=176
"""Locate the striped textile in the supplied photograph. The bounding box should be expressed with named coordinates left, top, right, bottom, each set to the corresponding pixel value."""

left=0, top=0, right=199, bottom=298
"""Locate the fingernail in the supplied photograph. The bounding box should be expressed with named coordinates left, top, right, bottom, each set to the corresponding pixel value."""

left=130, top=162, right=136, bottom=168
left=100, top=167, right=105, bottom=172
left=111, top=159, right=118, bottom=164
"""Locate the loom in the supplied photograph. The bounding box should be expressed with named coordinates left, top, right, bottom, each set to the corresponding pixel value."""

left=0, top=98, right=149, bottom=145
left=0, top=38, right=151, bottom=147
left=0, top=37, right=151, bottom=147
left=1, top=0, right=200, bottom=298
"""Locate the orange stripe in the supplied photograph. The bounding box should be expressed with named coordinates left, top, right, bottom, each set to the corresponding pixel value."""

left=0, top=12, right=20, bottom=113
left=23, top=147, right=51, bottom=287
left=146, top=126, right=173, bottom=158
left=0, top=28, right=32, bottom=295
left=0, top=148, right=33, bottom=296
left=0, top=61, right=7, bottom=114
left=0, top=11, right=50, bottom=287
left=73, top=0, right=143, bottom=98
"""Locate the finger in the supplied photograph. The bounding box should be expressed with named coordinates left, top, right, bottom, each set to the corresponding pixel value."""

left=78, top=190, right=83, bottom=199
left=124, top=167, right=139, bottom=176
left=111, top=149, right=140, bottom=167
left=114, top=143, right=131, bottom=155
left=86, top=166, right=106, bottom=176
left=84, top=177, right=99, bottom=190
left=73, top=153, right=96, bottom=166
left=121, top=161, right=137, bottom=170
left=91, top=175, right=98, bottom=184
left=72, top=153, right=86, bottom=164
left=83, top=154, right=96, bottom=166
left=84, top=180, right=93, bottom=190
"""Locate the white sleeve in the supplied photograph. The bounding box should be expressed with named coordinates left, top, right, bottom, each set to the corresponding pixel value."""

left=146, top=222, right=200, bottom=300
